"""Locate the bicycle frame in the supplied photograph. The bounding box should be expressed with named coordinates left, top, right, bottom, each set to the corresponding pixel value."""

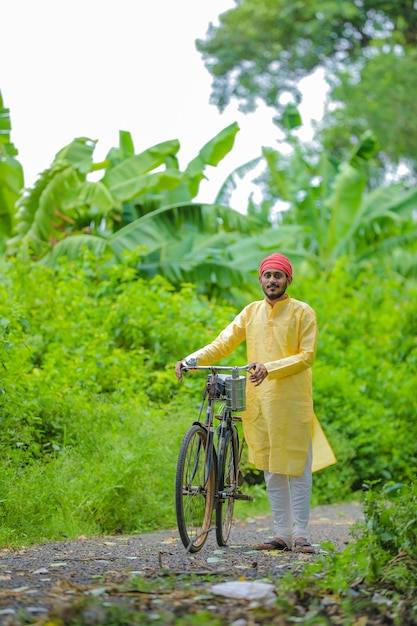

left=194, top=365, right=247, bottom=491
left=175, top=363, right=254, bottom=552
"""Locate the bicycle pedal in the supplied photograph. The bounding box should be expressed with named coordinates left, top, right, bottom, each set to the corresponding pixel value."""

left=232, top=415, right=242, bottom=422
left=233, top=493, right=253, bottom=501
left=214, top=414, right=222, bottom=420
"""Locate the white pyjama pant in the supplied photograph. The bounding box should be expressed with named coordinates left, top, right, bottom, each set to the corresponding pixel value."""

left=263, top=441, right=313, bottom=548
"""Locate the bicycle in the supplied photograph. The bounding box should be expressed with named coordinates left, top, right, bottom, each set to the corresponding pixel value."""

left=175, top=360, right=255, bottom=553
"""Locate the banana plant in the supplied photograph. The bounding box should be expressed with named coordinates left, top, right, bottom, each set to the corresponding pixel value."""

left=0, top=91, right=24, bottom=245
left=8, top=122, right=270, bottom=292
left=260, top=128, right=417, bottom=272
left=8, top=123, right=241, bottom=260
left=43, top=200, right=260, bottom=296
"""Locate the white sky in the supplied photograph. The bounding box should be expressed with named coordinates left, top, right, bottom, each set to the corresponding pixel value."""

left=1, top=0, right=327, bottom=209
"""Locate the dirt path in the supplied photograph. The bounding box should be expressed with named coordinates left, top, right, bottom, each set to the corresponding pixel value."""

left=0, top=503, right=362, bottom=624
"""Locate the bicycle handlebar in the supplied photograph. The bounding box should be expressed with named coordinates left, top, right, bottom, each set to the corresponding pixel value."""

left=181, top=360, right=255, bottom=373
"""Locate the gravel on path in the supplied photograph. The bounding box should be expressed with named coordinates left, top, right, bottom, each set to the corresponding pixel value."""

left=0, top=502, right=362, bottom=623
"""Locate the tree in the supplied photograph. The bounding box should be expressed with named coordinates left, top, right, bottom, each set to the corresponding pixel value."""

left=319, top=48, right=417, bottom=181
left=197, top=0, right=417, bottom=177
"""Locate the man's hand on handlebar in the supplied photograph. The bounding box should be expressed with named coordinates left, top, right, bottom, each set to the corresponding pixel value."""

left=176, top=357, right=199, bottom=382
left=175, top=360, right=186, bottom=382
left=248, top=362, right=268, bottom=386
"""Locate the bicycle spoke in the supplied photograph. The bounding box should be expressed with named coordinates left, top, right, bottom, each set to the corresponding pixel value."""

left=216, top=428, right=237, bottom=546
left=175, top=424, right=215, bottom=552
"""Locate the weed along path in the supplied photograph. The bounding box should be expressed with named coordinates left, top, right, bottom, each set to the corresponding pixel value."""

left=0, top=503, right=361, bottom=625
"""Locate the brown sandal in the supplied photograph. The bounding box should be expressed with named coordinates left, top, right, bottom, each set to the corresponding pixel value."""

left=294, top=540, right=315, bottom=553
left=254, top=538, right=289, bottom=551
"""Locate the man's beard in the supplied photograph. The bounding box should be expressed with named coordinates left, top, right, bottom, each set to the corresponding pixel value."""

left=263, top=286, right=287, bottom=300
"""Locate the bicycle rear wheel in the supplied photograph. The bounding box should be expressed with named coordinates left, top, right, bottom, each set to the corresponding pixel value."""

left=215, top=427, right=237, bottom=546
left=175, top=424, right=216, bottom=552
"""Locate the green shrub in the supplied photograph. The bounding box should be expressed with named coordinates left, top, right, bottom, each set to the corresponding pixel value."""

left=296, top=261, right=417, bottom=501
left=0, top=254, right=416, bottom=545
left=275, top=482, right=417, bottom=623
left=0, top=255, right=240, bottom=544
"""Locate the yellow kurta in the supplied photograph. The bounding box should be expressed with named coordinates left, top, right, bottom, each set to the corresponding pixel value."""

left=187, top=296, right=336, bottom=476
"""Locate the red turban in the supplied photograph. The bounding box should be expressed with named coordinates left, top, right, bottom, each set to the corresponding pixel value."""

left=259, top=253, right=293, bottom=283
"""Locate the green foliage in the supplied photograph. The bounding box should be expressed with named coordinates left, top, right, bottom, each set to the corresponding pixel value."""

left=0, top=90, right=24, bottom=242
left=197, top=0, right=415, bottom=111
left=320, top=49, right=417, bottom=178
left=295, top=262, right=417, bottom=502
left=1, top=252, right=417, bottom=545
left=274, top=483, right=417, bottom=623
left=7, top=124, right=241, bottom=264
left=361, top=482, right=417, bottom=565
left=257, top=129, right=417, bottom=276
left=0, top=254, right=241, bottom=544
left=105, top=203, right=257, bottom=300
left=2, top=122, right=256, bottom=299
left=4, top=92, right=417, bottom=299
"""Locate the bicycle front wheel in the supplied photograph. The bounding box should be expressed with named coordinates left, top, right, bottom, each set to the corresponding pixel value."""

left=216, top=427, right=237, bottom=546
left=175, top=424, right=216, bottom=553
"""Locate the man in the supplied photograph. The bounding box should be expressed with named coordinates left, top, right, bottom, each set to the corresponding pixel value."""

left=175, top=253, right=335, bottom=553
